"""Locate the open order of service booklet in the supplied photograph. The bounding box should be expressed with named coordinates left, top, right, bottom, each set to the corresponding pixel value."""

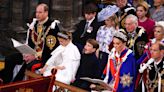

left=11, top=38, right=36, bottom=55
left=80, top=77, right=113, bottom=91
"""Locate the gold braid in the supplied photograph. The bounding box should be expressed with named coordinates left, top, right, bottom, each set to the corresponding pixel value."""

left=31, top=26, right=51, bottom=59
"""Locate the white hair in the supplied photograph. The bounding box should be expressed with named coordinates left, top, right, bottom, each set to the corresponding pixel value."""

left=125, top=14, right=138, bottom=25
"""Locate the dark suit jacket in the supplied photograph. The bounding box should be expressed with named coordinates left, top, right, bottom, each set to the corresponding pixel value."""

left=72, top=17, right=102, bottom=47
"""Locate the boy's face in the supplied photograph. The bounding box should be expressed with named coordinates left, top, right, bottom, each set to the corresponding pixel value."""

left=84, top=12, right=96, bottom=21
left=83, top=42, right=96, bottom=54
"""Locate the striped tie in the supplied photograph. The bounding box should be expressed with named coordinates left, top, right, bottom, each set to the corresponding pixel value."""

left=81, top=22, right=89, bottom=38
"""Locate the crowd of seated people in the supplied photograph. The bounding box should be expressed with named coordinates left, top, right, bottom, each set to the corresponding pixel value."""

left=0, top=0, right=163, bottom=92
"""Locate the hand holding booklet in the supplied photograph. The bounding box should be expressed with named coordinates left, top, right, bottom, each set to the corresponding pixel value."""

left=80, top=77, right=113, bottom=91
left=11, top=38, right=36, bottom=55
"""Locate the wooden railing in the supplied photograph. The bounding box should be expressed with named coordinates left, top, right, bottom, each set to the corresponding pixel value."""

left=0, top=70, right=56, bottom=92
left=25, top=70, right=87, bottom=92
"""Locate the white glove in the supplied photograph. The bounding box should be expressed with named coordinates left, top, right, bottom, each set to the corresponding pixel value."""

left=139, top=58, right=154, bottom=73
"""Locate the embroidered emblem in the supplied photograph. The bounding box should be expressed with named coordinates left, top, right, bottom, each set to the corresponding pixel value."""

left=46, top=35, right=56, bottom=50
left=120, top=73, right=133, bottom=87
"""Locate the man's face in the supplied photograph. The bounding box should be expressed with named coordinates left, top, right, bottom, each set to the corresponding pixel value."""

left=36, top=5, right=48, bottom=22
left=150, top=44, right=162, bottom=60
left=125, top=18, right=136, bottom=33
left=83, top=42, right=95, bottom=54
left=116, top=0, right=127, bottom=8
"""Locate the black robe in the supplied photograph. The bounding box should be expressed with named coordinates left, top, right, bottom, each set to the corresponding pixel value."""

left=71, top=52, right=101, bottom=91
left=1, top=18, right=59, bottom=83
left=72, top=17, right=102, bottom=51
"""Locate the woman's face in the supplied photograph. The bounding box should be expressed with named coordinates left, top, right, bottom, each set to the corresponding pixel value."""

left=113, top=37, right=125, bottom=53
left=136, top=6, right=147, bottom=19
left=105, top=17, right=113, bottom=27
left=154, top=26, right=164, bottom=40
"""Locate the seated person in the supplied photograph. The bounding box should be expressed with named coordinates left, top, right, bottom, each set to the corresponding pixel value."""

left=1, top=3, right=60, bottom=84
left=124, top=14, right=148, bottom=60
left=91, top=30, right=137, bottom=92
left=40, top=31, right=81, bottom=84
left=72, top=3, right=102, bottom=52
left=71, top=39, right=101, bottom=91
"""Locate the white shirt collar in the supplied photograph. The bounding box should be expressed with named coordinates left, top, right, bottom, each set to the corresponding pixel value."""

left=38, top=17, right=49, bottom=25
left=154, top=58, right=162, bottom=65
left=87, top=17, right=95, bottom=27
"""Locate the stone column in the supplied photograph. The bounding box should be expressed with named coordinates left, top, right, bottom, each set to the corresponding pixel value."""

left=0, top=0, right=12, bottom=29
left=51, top=0, right=82, bottom=29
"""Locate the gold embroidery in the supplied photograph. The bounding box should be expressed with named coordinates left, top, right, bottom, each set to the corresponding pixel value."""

left=146, top=67, right=164, bottom=91
left=31, top=25, right=51, bottom=59
left=16, top=88, right=33, bottom=92
left=120, top=13, right=127, bottom=28
left=120, top=73, right=133, bottom=87
left=128, top=28, right=145, bottom=48
left=46, top=35, right=56, bottom=50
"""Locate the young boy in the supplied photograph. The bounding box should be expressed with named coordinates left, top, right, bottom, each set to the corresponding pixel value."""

left=72, top=3, right=102, bottom=52
left=71, top=39, right=101, bottom=91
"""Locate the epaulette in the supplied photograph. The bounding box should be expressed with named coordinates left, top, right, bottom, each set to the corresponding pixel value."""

left=125, top=7, right=136, bottom=13
left=27, top=18, right=37, bottom=30
left=50, top=20, right=60, bottom=29
left=138, top=27, right=145, bottom=37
